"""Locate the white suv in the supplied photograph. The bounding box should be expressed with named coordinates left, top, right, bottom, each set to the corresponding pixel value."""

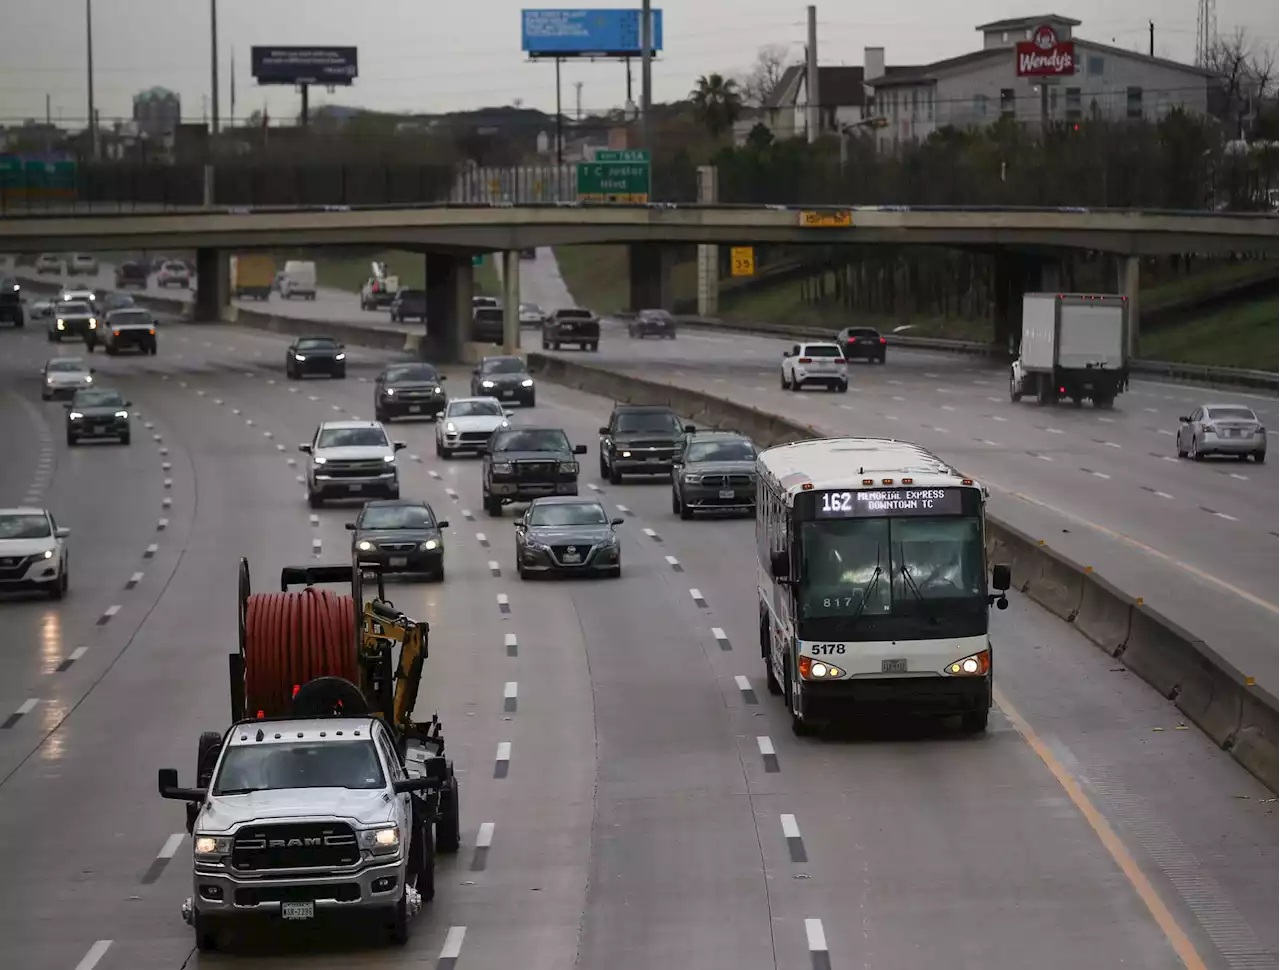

left=781, top=342, right=848, bottom=393
left=69, top=253, right=98, bottom=276
left=157, top=260, right=191, bottom=288
left=300, top=420, right=405, bottom=507
left=0, top=508, right=70, bottom=599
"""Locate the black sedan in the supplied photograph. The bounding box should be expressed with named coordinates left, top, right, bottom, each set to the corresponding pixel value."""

left=374, top=362, right=447, bottom=422
left=837, top=326, right=887, bottom=363
left=346, top=500, right=449, bottom=581
left=515, top=497, right=623, bottom=579
left=629, top=309, right=677, bottom=339
left=66, top=388, right=131, bottom=445
left=286, top=336, right=347, bottom=379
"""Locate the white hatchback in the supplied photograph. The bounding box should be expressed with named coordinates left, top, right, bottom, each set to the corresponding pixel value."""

left=781, top=342, right=848, bottom=393
left=0, top=508, right=70, bottom=599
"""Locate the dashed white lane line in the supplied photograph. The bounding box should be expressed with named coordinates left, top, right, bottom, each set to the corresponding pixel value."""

left=986, top=396, right=1003, bottom=403
left=503, top=681, right=518, bottom=713
left=1155, top=490, right=1174, bottom=499
left=287, top=458, right=297, bottom=467
left=497, top=592, right=510, bottom=614
left=56, top=646, right=89, bottom=672
left=891, top=395, right=906, bottom=402
left=979, top=439, right=1001, bottom=447
left=438, top=926, right=467, bottom=966
left=311, top=537, right=322, bottom=556
left=72, top=940, right=113, bottom=970
left=429, top=469, right=441, bottom=479
left=1044, top=427, right=1064, bottom=434
left=1210, top=510, right=1239, bottom=522
left=494, top=742, right=512, bottom=777
left=308, top=514, right=320, bottom=526
left=1156, top=429, right=1174, bottom=436
left=1144, top=407, right=1160, bottom=413
left=734, top=674, right=758, bottom=705
left=232, top=408, right=240, bottom=415
left=275, top=443, right=285, bottom=452
left=445, top=488, right=458, bottom=500
left=504, top=632, right=518, bottom=657
left=410, top=454, right=422, bottom=463
left=296, top=475, right=305, bottom=483
left=309, top=395, right=319, bottom=402
left=757, top=735, right=780, bottom=773
left=1101, top=441, right=1122, bottom=448
left=665, top=555, right=682, bottom=571
left=616, top=503, right=632, bottom=516
left=1228, top=472, right=1249, bottom=481
left=158, top=446, right=168, bottom=455
left=263, top=430, right=273, bottom=439
left=156, top=518, right=169, bottom=531
left=711, top=627, right=731, bottom=651
left=1035, top=454, right=1053, bottom=462
left=587, top=482, right=603, bottom=492
left=941, top=405, right=956, bottom=411
left=689, top=588, right=707, bottom=607
left=476, top=532, right=489, bottom=547
left=214, top=398, right=223, bottom=405
left=97, top=605, right=121, bottom=625
left=461, top=509, right=474, bottom=521
left=126, top=571, right=144, bottom=589
left=1097, top=416, right=1115, bottom=423
left=781, top=813, right=807, bottom=861
left=289, top=387, right=298, bottom=393
left=990, top=415, right=1008, bottom=422
left=805, top=918, right=830, bottom=966
left=143, top=543, right=158, bottom=559
left=245, top=419, right=255, bottom=427
left=141, top=833, right=187, bottom=883
left=488, top=560, right=501, bottom=577
left=331, top=404, right=342, bottom=411
left=2, top=698, right=40, bottom=729
left=642, top=527, right=660, bottom=541
left=470, top=822, right=496, bottom=871
left=163, top=478, right=173, bottom=488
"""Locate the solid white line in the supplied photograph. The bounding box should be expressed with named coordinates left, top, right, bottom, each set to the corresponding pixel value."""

left=14, top=698, right=39, bottom=716
left=781, top=813, right=801, bottom=839
left=496, top=593, right=509, bottom=607
left=503, top=682, right=518, bottom=699
left=73, top=940, right=113, bottom=970
left=804, top=918, right=828, bottom=952
left=665, top=555, right=679, bottom=567
left=756, top=736, right=775, bottom=756
left=439, top=926, right=467, bottom=960
left=157, top=833, right=185, bottom=859
left=476, top=822, right=496, bottom=848
left=488, top=560, right=500, bottom=572
left=734, top=675, right=751, bottom=691
left=504, top=632, right=518, bottom=650
left=495, top=741, right=512, bottom=761
left=689, top=588, right=704, bottom=602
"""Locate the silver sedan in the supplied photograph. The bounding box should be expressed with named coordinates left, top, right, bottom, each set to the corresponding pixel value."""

left=1176, top=404, right=1267, bottom=463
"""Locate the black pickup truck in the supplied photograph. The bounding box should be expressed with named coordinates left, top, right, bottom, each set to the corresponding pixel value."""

left=481, top=427, right=587, bottom=517
left=390, top=288, right=427, bottom=322
left=541, top=307, right=599, bottom=351
left=0, top=276, right=23, bottom=328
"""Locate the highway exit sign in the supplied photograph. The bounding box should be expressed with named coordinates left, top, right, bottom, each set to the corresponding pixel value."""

left=576, top=154, right=651, bottom=203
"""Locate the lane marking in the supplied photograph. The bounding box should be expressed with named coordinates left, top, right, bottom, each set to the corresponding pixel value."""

left=125, top=571, right=144, bottom=589
left=494, top=741, right=512, bottom=778
left=438, top=926, right=467, bottom=967
left=994, top=687, right=1209, bottom=970
left=56, top=646, right=89, bottom=673
left=309, top=514, right=319, bottom=527
left=642, top=527, right=661, bottom=542
left=941, top=405, right=956, bottom=412
left=990, top=415, right=1008, bottom=422
left=163, top=478, right=173, bottom=489
left=734, top=674, right=758, bottom=705
left=471, top=822, right=495, bottom=871
left=1228, top=473, right=1248, bottom=482
left=157, top=518, right=169, bottom=531
left=757, top=735, right=780, bottom=773
left=587, top=482, right=603, bottom=492
left=214, top=399, right=223, bottom=405
left=263, top=431, right=273, bottom=439
left=476, top=532, right=489, bottom=547
left=805, top=918, right=830, bottom=970
left=245, top=419, right=254, bottom=427
left=141, top=833, right=186, bottom=884
left=689, top=588, right=707, bottom=607
left=504, top=632, right=518, bottom=657
left=1097, top=416, right=1115, bottom=423
left=665, top=555, right=682, bottom=571
left=497, top=592, right=510, bottom=614
left=158, top=447, right=168, bottom=455
left=445, top=488, right=458, bottom=500
left=781, top=813, right=807, bottom=862
left=1080, top=469, right=1111, bottom=480
left=143, top=543, right=158, bottom=559
left=98, top=604, right=121, bottom=625
left=312, top=538, right=322, bottom=556
left=411, top=454, right=422, bottom=463
left=616, top=503, right=632, bottom=515
left=287, top=458, right=297, bottom=467
left=503, top=682, right=518, bottom=713
left=711, top=627, right=731, bottom=651
left=429, top=470, right=441, bottom=479
left=488, top=560, right=501, bottom=577
left=232, top=409, right=240, bottom=415
left=73, top=941, right=113, bottom=970
left=462, top=509, right=474, bottom=521
left=1, top=698, right=40, bottom=730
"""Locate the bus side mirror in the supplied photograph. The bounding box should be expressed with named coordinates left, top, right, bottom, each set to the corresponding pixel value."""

left=770, top=550, right=790, bottom=581
left=992, top=563, right=1011, bottom=591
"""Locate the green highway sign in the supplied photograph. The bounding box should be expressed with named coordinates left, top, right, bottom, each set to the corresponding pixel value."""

left=591, top=149, right=650, bottom=163
left=472, top=254, right=486, bottom=266
left=576, top=158, right=651, bottom=203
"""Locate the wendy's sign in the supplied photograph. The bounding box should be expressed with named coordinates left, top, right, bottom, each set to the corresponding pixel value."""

left=1015, top=25, right=1076, bottom=77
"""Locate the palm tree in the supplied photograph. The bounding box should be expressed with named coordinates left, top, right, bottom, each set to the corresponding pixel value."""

left=690, top=74, right=744, bottom=137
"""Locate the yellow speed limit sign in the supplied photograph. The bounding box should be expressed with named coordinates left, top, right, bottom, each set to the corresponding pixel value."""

left=730, top=246, right=755, bottom=276
left=799, top=209, right=852, bottom=227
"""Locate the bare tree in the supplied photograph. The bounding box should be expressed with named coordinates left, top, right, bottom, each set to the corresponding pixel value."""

left=1205, top=28, right=1276, bottom=136
left=741, top=44, right=793, bottom=107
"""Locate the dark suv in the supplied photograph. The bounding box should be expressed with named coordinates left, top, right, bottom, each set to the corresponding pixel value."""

left=374, top=361, right=447, bottom=421
left=114, top=261, right=149, bottom=289
left=671, top=431, right=758, bottom=518
left=836, top=326, right=887, bottom=363
left=599, top=405, right=694, bottom=484
left=0, top=276, right=22, bottom=328
left=390, top=288, right=427, bottom=322
left=481, top=427, right=587, bottom=517
left=628, top=309, right=676, bottom=339
left=542, top=307, right=599, bottom=351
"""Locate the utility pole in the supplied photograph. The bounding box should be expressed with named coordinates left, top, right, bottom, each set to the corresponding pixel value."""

left=1148, top=20, right=1154, bottom=57
left=574, top=81, right=583, bottom=120
left=86, top=0, right=97, bottom=159
left=805, top=5, right=819, bottom=143
left=554, top=57, right=563, bottom=163
left=640, top=0, right=652, bottom=155
left=210, top=0, right=220, bottom=137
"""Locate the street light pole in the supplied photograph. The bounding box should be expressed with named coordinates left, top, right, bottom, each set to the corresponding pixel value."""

left=86, top=0, right=97, bottom=159
left=639, top=0, right=652, bottom=155
left=210, top=0, right=220, bottom=138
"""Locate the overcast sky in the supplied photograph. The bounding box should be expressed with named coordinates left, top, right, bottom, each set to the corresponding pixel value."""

left=2, top=0, right=1275, bottom=127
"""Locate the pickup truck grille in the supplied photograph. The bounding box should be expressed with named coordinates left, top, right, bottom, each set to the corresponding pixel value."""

left=231, top=822, right=359, bottom=871
left=515, top=461, right=558, bottom=479
left=321, top=461, right=387, bottom=478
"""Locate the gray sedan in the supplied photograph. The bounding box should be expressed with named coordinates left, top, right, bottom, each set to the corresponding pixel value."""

left=1176, top=404, right=1267, bottom=463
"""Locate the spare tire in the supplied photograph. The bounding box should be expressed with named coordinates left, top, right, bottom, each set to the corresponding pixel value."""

left=290, top=676, right=370, bottom=718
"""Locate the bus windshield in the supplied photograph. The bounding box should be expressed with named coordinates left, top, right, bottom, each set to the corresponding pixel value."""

left=797, top=516, right=987, bottom=641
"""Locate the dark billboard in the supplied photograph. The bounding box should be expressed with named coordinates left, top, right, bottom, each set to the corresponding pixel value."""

left=250, top=47, right=358, bottom=85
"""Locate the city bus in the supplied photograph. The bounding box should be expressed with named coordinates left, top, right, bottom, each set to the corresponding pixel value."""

left=756, top=437, right=1011, bottom=736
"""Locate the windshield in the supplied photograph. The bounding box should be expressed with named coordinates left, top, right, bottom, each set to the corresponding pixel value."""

left=0, top=513, right=51, bottom=539
left=529, top=502, right=608, bottom=526
left=449, top=400, right=503, bottom=417
left=56, top=302, right=90, bottom=315
left=47, top=359, right=87, bottom=372
left=687, top=439, right=756, bottom=462
left=73, top=390, right=124, bottom=408
left=481, top=358, right=525, bottom=375
left=520, top=303, right=542, bottom=313
left=1206, top=407, right=1257, bottom=421
left=492, top=429, right=570, bottom=453
left=797, top=516, right=987, bottom=641
left=317, top=427, right=389, bottom=449
left=615, top=411, right=683, bottom=434
left=384, top=364, right=438, bottom=383
left=360, top=504, right=436, bottom=529
left=297, top=338, right=338, bottom=351
left=804, top=346, right=844, bottom=357
left=213, top=740, right=385, bottom=794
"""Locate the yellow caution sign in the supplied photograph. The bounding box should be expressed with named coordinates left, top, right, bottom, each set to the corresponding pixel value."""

left=730, top=246, right=755, bottom=277
left=799, top=210, right=853, bottom=227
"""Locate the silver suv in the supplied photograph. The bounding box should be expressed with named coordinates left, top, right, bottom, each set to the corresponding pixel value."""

left=300, top=421, right=404, bottom=508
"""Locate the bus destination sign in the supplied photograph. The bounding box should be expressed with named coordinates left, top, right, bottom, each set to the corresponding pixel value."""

left=816, top=487, right=965, bottom=518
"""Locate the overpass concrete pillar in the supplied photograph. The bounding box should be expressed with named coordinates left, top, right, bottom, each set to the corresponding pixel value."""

left=194, top=248, right=229, bottom=322
left=992, top=253, right=1024, bottom=352
left=628, top=244, right=674, bottom=313
left=1118, top=255, right=1141, bottom=357
left=695, top=165, right=719, bottom=317
left=501, top=250, right=521, bottom=354
left=423, top=254, right=471, bottom=364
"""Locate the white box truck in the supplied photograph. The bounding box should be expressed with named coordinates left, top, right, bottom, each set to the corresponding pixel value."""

left=1009, top=293, right=1129, bottom=409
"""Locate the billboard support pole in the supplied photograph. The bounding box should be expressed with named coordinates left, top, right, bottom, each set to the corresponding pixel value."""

left=85, top=0, right=97, bottom=160
left=210, top=0, right=220, bottom=139
left=640, top=0, right=652, bottom=157
left=555, top=57, right=563, bottom=164
left=300, top=84, right=310, bottom=127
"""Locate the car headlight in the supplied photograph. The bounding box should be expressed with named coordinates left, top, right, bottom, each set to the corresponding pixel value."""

left=620, top=451, right=632, bottom=458
left=358, top=825, right=400, bottom=854
left=500, top=420, right=510, bottom=429
left=384, top=387, right=395, bottom=396
left=492, top=461, right=512, bottom=474
left=89, top=319, right=97, bottom=328
left=445, top=422, right=457, bottom=433
left=559, top=461, right=579, bottom=473
left=525, top=539, right=550, bottom=552
left=682, top=474, right=702, bottom=484
left=194, top=835, right=234, bottom=857
left=84, top=375, right=92, bottom=383
left=294, top=354, right=306, bottom=361
left=313, top=456, right=327, bottom=464
left=481, top=380, right=495, bottom=388
left=335, top=353, right=346, bottom=361
left=115, top=410, right=129, bottom=419
left=521, top=379, right=534, bottom=387
left=431, top=385, right=441, bottom=394
left=421, top=539, right=438, bottom=551
left=383, top=454, right=396, bottom=463
left=45, top=377, right=53, bottom=384
left=357, top=540, right=373, bottom=551
left=69, top=411, right=83, bottom=420
left=43, top=549, right=54, bottom=560
left=87, top=293, right=96, bottom=301
left=945, top=650, right=990, bottom=676
left=56, top=320, right=65, bottom=329
left=600, top=533, right=619, bottom=548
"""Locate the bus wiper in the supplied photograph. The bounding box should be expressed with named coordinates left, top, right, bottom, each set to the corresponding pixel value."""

left=896, top=544, right=938, bottom=626
left=847, top=544, right=883, bottom=627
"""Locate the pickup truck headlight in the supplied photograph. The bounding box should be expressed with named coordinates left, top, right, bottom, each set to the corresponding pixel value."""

left=384, top=387, right=395, bottom=396
left=383, top=454, right=396, bottom=463
left=481, top=380, right=496, bottom=388
left=492, top=461, right=512, bottom=474
left=194, top=835, right=233, bottom=857
left=335, top=353, right=346, bottom=361
left=115, top=410, right=129, bottom=419
left=294, top=354, right=306, bottom=361
left=357, top=540, right=374, bottom=551
left=682, top=474, right=702, bottom=484
left=421, top=539, right=438, bottom=551
left=521, top=379, right=534, bottom=387
left=445, top=422, right=456, bottom=433
left=313, top=456, right=327, bottom=465
left=559, top=461, right=579, bottom=474
left=56, top=320, right=65, bottom=329
left=359, top=825, right=400, bottom=854
left=69, top=411, right=83, bottom=420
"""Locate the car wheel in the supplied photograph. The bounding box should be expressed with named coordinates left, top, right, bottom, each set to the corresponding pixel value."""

left=334, top=368, right=346, bottom=379
left=517, top=562, right=528, bottom=580
left=308, top=491, right=323, bottom=508
left=679, top=496, right=693, bottom=520
left=1255, top=451, right=1267, bottom=464
left=609, top=466, right=622, bottom=485
left=47, top=574, right=65, bottom=600
left=603, top=566, right=622, bottom=578
left=671, top=489, right=681, bottom=514
left=120, top=434, right=131, bottom=445
left=599, top=456, right=609, bottom=479
left=1190, top=437, right=1203, bottom=462
left=66, top=433, right=76, bottom=446
left=193, top=910, right=221, bottom=952
left=484, top=493, right=503, bottom=517
left=429, top=564, right=445, bottom=583
left=837, top=382, right=848, bottom=393
left=780, top=370, right=789, bottom=390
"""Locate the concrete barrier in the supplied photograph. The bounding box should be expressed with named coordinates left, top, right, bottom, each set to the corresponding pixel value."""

left=524, top=352, right=1278, bottom=791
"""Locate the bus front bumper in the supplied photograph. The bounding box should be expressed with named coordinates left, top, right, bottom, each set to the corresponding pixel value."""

left=800, top=675, right=990, bottom=721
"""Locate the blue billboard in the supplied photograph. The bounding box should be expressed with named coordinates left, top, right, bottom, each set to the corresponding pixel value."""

left=521, top=9, right=664, bottom=58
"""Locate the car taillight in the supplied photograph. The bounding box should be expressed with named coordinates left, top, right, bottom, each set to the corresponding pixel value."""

left=879, top=337, right=886, bottom=344
left=113, top=330, right=120, bottom=336
left=847, top=339, right=855, bottom=344
left=798, top=358, right=812, bottom=364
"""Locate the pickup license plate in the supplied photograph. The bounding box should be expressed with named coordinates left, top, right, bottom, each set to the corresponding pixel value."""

left=719, top=489, right=735, bottom=499
left=882, top=658, right=907, bottom=673
left=409, top=405, right=422, bottom=413
left=389, top=556, right=408, bottom=567
left=502, top=390, right=515, bottom=398
left=562, top=551, right=582, bottom=564
left=281, top=901, right=314, bottom=920
left=347, top=484, right=363, bottom=492
left=645, top=455, right=661, bottom=462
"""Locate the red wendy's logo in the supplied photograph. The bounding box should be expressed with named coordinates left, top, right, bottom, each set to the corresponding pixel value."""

left=1016, top=24, right=1075, bottom=76
left=1032, top=26, right=1058, bottom=50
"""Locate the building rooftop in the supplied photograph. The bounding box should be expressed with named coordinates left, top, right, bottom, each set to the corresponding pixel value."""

left=975, top=13, right=1081, bottom=32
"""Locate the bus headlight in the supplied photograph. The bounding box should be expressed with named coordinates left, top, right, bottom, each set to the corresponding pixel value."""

left=798, top=656, right=845, bottom=680
left=945, top=650, right=990, bottom=676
